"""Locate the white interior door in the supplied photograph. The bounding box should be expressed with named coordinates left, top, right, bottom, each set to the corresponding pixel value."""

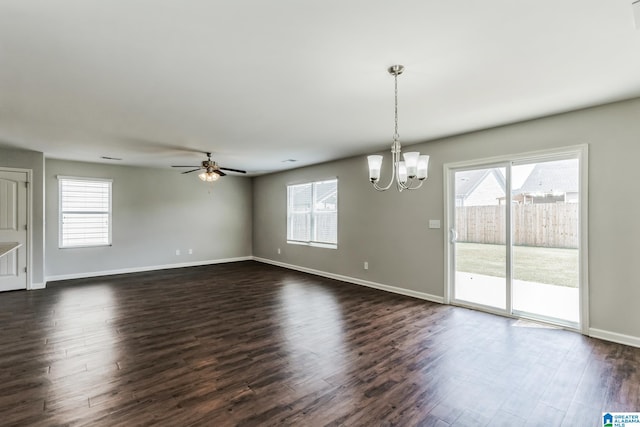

left=0, top=171, right=28, bottom=291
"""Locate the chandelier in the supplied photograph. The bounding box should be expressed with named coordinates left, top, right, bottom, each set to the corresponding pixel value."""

left=367, top=65, right=429, bottom=191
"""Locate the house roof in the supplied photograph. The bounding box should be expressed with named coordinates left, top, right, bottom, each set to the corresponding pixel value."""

left=456, top=169, right=505, bottom=198
left=518, top=160, right=578, bottom=193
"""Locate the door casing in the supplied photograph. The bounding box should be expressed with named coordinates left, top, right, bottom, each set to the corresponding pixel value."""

left=0, top=167, right=33, bottom=291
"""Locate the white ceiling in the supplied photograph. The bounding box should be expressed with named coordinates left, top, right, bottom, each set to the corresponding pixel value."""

left=1, top=1, right=639, bottom=175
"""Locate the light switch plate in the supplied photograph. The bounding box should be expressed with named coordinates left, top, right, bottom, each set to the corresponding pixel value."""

left=428, top=220, right=441, bottom=229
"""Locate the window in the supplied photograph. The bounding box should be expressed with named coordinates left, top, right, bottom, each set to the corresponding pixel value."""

left=287, top=179, right=337, bottom=247
left=58, top=176, right=112, bottom=248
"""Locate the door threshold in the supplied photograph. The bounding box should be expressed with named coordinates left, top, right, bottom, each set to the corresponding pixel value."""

left=450, top=300, right=581, bottom=334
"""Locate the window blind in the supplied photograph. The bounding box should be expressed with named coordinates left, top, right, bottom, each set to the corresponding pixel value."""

left=59, top=177, right=112, bottom=248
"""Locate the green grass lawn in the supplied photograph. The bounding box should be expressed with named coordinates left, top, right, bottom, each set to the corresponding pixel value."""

left=455, top=242, right=579, bottom=288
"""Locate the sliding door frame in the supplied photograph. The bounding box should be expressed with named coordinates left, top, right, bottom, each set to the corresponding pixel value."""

left=443, top=145, right=589, bottom=334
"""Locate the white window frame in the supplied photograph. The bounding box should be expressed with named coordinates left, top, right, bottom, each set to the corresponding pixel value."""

left=287, top=178, right=338, bottom=249
left=58, top=176, right=113, bottom=249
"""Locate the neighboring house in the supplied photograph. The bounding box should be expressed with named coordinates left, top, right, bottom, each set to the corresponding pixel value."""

left=315, top=182, right=337, bottom=210
left=455, top=169, right=506, bottom=207
left=514, top=159, right=578, bottom=204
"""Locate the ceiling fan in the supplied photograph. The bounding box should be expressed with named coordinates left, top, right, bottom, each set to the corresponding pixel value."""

left=172, top=152, right=247, bottom=182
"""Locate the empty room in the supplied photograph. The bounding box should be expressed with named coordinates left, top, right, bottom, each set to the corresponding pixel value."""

left=1, top=1, right=639, bottom=426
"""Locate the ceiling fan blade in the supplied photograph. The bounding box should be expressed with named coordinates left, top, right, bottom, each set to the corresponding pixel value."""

left=181, top=168, right=202, bottom=174
left=219, top=167, right=247, bottom=174
left=215, top=170, right=227, bottom=177
left=172, top=165, right=200, bottom=168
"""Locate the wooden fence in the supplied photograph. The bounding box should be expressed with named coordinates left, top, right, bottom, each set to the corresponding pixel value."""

left=455, top=204, right=579, bottom=249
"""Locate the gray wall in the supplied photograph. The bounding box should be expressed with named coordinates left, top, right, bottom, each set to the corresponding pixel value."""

left=46, top=159, right=252, bottom=278
left=0, top=147, right=45, bottom=286
left=253, top=97, right=640, bottom=340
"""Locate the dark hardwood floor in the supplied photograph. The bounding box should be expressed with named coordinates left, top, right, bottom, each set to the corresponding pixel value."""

left=0, top=261, right=638, bottom=426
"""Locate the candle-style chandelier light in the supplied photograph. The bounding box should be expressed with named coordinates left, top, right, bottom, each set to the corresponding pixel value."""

left=367, top=65, right=429, bottom=192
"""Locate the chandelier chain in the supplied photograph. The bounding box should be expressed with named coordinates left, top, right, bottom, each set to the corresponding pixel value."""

left=394, top=72, right=399, bottom=141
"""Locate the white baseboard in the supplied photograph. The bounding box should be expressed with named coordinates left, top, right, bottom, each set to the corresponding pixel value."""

left=253, top=256, right=444, bottom=304
left=29, top=282, right=46, bottom=290
left=589, top=328, right=640, bottom=349
left=46, top=256, right=253, bottom=282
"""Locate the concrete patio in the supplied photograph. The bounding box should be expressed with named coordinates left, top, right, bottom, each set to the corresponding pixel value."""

left=455, top=272, right=579, bottom=323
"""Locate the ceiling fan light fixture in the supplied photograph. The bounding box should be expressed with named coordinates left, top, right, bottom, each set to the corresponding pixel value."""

left=172, top=152, right=247, bottom=180
left=198, top=171, right=220, bottom=182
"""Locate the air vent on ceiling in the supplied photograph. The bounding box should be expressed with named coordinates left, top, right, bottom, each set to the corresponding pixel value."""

left=634, top=0, right=640, bottom=29
left=101, top=156, right=122, bottom=161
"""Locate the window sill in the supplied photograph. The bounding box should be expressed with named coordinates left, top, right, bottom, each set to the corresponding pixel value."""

left=59, top=244, right=112, bottom=249
left=287, top=241, right=337, bottom=250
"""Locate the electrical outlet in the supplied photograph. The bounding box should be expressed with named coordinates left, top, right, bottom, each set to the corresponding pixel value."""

left=277, top=248, right=281, bottom=254
left=188, top=249, right=193, bottom=255
left=364, top=261, right=369, bottom=270
left=175, top=249, right=180, bottom=256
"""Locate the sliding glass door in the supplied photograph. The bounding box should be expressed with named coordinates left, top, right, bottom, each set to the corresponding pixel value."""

left=447, top=150, right=584, bottom=328
left=511, top=158, right=580, bottom=324
left=452, top=165, right=508, bottom=311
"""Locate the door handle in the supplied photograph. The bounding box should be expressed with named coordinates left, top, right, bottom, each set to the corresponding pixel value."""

left=450, top=228, right=458, bottom=243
